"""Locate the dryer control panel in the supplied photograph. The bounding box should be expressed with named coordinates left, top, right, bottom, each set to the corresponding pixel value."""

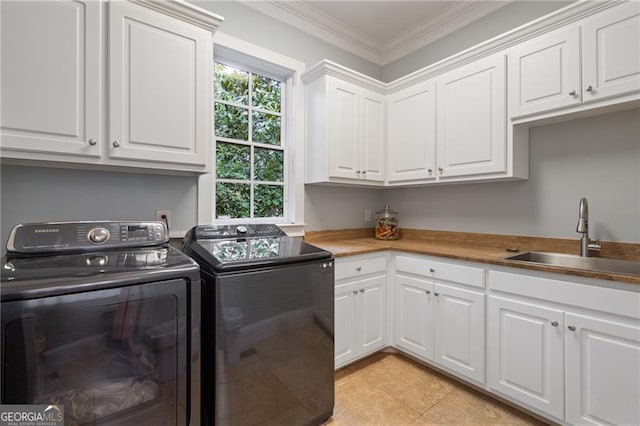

left=6, top=221, right=169, bottom=254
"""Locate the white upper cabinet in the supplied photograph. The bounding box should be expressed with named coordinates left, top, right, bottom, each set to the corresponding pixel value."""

left=509, top=26, right=581, bottom=118
left=509, top=1, right=640, bottom=119
left=387, top=80, right=437, bottom=183
left=436, top=54, right=507, bottom=179
left=304, top=64, right=386, bottom=186
left=108, top=1, right=211, bottom=167
left=581, top=1, right=640, bottom=103
left=0, top=0, right=221, bottom=173
left=0, top=0, right=101, bottom=158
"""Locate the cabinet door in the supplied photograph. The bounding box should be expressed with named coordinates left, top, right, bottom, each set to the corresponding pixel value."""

left=109, top=1, right=210, bottom=166
left=395, top=275, right=434, bottom=360
left=565, top=312, right=640, bottom=426
left=360, top=90, right=385, bottom=182
left=487, top=295, right=564, bottom=420
left=334, top=282, right=358, bottom=369
left=508, top=26, right=581, bottom=118
left=357, top=275, right=387, bottom=357
left=434, top=283, right=485, bottom=384
left=0, top=0, right=101, bottom=158
left=328, top=78, right=360, bottom=179
left=582, top=1, right=640, bottom=103
left=387, top=80, right=437, bottom=182
left=437, top=55, right=506, bottom=178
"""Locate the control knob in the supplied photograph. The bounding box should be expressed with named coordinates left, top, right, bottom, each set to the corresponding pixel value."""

left=87, top=227, right=110, bottom=244
left=236, top=225, right=248, bottom=234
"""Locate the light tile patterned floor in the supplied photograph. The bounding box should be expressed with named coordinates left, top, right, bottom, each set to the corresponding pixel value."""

left=325, top=352, right=548, bottom=426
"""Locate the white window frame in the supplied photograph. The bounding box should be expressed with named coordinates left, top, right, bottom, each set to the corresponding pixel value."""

left=198, top=32, right=306, bottom=236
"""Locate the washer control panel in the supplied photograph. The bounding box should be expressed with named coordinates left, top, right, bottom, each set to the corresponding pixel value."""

left=7, top=221, right=169, bottom=253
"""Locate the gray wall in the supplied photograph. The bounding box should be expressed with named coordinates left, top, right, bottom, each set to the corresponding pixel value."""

left=304, top=185, right=382, bottom=231
left=381, top=1, right=572, bottom=82
left=195, top=0, right=381, bottom=77
left=0, top=166, right=198, bottom=253
left=382, top=109, right=640, bottom=242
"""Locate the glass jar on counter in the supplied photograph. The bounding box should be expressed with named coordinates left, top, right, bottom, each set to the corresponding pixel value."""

left=375, top=205, right=399, bottom=240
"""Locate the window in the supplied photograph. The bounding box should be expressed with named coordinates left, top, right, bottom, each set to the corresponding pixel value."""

left=214, top=62, right=286, bottom=220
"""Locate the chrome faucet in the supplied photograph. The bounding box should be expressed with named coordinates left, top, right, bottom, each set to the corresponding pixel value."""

left=576, top=197, right=601, bottom=257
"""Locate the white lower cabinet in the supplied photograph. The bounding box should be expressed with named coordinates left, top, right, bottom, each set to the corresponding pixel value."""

left=394, top=255, right=485, bottom=385
left=487, top=295, right=565, bottom=419
left=488, top=269, right=640, bottom=424
left=334, top=254, right=387, bottom=369
left=565, top=312, right=640, bottom=426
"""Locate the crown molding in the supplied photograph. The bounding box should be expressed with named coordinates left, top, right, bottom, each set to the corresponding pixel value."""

left=239, top=0, right=382, bottom=64
left=132, top=0, right=224, bottom=32
left=302, top=59, right=386, bottom=92
left=380, top=1, right=510, bottom=65
left=239, top=0, right=517, bottom=66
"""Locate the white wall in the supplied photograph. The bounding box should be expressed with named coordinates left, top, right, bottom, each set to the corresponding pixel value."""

left=381, top=1, right=572, bottom=82
left=304, top=185, right=382, bottom=231
left=0, top=166, right=198, bottom=253
left=195, top=0, right=381, bottom=78
left=382, top=109, right=640, bottom=242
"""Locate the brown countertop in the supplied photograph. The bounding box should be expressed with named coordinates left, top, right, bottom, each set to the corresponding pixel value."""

left=305, top=229, right=640, bottom=286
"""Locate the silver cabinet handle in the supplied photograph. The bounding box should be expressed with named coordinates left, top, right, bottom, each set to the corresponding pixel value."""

left=88, top=138, right=97, bottom=146
left=352, top=290, right=358, bottom=295
left=551, top=321, right=558, bottom=327
left=568, top=90, right=576, bottom=96
left=112, top=141, right=120, bottom=148
left=585, top=85, right=593, bottom=92
left=568, top=325, right=576, bottom=331
left=429, top=268, right=435, bottom=273
left=426, top=290, right=431, bottom=294
left=434, top=292, right=440, bottom=296
left=359, top=288, right=365, bottom=293
left=356, top=266, right=362, bottom=272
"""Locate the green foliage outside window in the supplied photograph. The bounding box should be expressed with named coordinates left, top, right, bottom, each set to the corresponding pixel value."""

left=214, top=63, right=284, bottom=219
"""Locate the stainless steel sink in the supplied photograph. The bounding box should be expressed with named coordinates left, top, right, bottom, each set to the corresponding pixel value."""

left=504, top=251, right=640, bottom=276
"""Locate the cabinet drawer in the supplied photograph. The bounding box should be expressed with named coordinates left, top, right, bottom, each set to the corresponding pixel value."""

left=335, top=255, right=386, bottom=281
left=396, top=255, right=484, bottom=288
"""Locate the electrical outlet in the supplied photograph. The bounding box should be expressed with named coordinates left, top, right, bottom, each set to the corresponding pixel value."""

left=364, top=208, right=372, bottom=223
left=155, top=209, right=171, bottom=229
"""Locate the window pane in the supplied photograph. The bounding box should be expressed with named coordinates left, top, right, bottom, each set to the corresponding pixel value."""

left=215, top=104, right=248, bottom=141
left=252, top=111, right=281, bottom=145
left=214, top=63, right=248, bottom=104
left=216, top=143, right=250, bottom=179
left=252, top=74, right=281, bottom=112
left=254, top=184, right=284, bottom=218
left=254, top=148, right=284, bottom=182
left=216, top=182, right=250, bottom=219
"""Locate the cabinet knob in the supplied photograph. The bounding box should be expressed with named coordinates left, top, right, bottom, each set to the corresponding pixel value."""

left=434, top=292, right=440, bottom=296
left=356, top=266, right=362, bottom=272
left=429, top=268, right=435, bottom=273
left=438, top=167, right=444, bottom=173
left=428, top=169, right=433, bottom=174
left=356, top=170, right=361, bottom=174
left=88, top=138, right=97, bottom=146
left=568, top=90, right=576, bottom=96
left=112, top=141, right=120, bottom=148
left=425, top=290, right=431, bottom=294
left=585, top=85, right=593, bottom=92
left=359, top=288, right=365, bottom=293
left=352, top=290, right=358, bottom=295
left=551, top=321, right=558, bottom=327
left=362, top=170, right=366, bottom=175
left=568, top=325, right=576, bottom=331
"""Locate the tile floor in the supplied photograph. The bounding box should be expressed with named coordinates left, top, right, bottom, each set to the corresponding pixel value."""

left=325, top=352, right=548, bottom=425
